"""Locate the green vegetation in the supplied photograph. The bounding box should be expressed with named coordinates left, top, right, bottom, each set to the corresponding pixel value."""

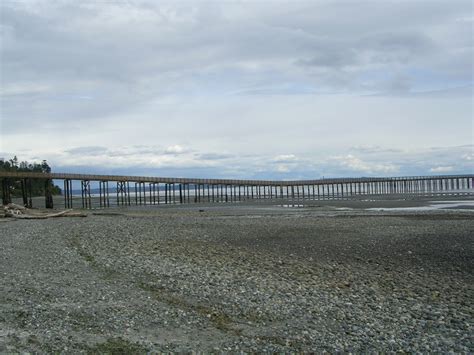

left=0, top=156, right=61, bottom=196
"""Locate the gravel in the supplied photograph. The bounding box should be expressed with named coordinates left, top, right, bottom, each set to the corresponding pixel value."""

left=1, top=204, right=473, bottom=352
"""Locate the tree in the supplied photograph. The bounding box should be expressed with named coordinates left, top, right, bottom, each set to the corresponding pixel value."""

left=10, top=156, right=18, bottom=168
left=0, top=156, right=61, bottom=196
left=41, top=160, right=51, bottom=173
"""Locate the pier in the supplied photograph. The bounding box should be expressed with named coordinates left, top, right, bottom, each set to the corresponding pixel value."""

left=1, top=171, right=473, bottom=209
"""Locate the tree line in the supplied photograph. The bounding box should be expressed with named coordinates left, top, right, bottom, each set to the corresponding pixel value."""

left=0, top=156, right=62, bottom=196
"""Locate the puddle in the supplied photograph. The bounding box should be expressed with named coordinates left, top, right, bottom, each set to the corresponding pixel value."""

left=367, top=200, right=474, bottom=212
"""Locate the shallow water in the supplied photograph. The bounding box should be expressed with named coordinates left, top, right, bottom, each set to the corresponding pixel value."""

left=366, top=200, right=474, bottom=212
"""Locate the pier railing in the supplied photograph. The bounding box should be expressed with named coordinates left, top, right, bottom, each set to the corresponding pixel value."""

left=1, top=171, right=473, bottom=209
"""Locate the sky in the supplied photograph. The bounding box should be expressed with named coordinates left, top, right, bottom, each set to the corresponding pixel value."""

left=0, top=0, right=473, bottom=180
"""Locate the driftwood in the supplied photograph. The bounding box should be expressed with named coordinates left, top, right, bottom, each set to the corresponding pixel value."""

left=6, top=203, right=27, bottom=211
left=3, top=204, right=87, bottom=219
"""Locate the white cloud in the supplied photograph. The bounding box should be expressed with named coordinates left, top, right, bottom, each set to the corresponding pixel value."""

left=430, top=166, right=454, bottom=173
left=462, top=153, right=473, bottom=161
left=0, top=82, right=53, bottom=96
left=2, top=144, right=472, bottom=179
left=164, top=145, right=189, bottom=155
left=273, top=165, right=291, bottom=173
left=334, top=154, right=399, bottom=174
left=273, top=154, right=297, bottom=163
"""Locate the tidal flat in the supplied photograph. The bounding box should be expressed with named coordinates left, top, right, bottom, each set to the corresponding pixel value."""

left=1, top=200, right=473, bottom=352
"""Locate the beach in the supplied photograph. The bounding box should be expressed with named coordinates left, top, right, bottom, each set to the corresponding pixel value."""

left=1, top=199, right=473, bottom=352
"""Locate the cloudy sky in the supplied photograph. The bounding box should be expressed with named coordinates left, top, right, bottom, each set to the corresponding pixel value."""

left=1, top=0, right=472, bottom=179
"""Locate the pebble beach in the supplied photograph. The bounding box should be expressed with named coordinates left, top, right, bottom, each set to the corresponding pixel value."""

left=1, top=199, right=473, bottom=352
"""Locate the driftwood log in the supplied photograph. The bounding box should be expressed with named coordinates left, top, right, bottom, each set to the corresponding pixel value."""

left=3, top=203, right=87, bottom=219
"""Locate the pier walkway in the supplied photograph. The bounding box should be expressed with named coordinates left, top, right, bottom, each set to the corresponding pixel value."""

left=1, top=171, right=473, bottom=209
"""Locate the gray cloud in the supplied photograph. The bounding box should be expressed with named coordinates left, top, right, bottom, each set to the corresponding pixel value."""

left=296, top=49, right=356, bottom=69
left=65, top=146, right=108, bottom=156
left=350, top=146, right=403, bottom=154
left=0, top=1, right=472, bottom=178
left=196, top=153, right=234, bottom=161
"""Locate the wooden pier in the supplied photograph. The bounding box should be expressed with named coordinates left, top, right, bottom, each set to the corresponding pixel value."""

left=1, top=171, right=473, bottom=209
